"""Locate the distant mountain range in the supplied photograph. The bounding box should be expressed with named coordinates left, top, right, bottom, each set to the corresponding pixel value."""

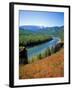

left=19, top=25, right=42, bottom=31
left=19, top=25, right=64, bottom=42
left=19, top=25, right=64, bottom=32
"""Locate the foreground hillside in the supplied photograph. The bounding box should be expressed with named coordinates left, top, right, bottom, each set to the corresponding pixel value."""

left=19, top=48, right=64, bottom=79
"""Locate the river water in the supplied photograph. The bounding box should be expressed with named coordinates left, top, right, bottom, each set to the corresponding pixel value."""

left=27, top=37, right=61, bottom=60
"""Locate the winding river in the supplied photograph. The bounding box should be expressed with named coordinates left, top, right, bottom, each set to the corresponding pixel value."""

left=27, top=37, right=61, bottom=60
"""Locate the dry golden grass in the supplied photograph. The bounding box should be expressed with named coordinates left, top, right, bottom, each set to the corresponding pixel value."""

left=19, top=48, right=64, bottom=79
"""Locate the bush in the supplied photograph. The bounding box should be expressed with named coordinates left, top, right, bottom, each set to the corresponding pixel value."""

left=44, top=49, right=49, bottom=57
left=47, top=48, right=51, bottom=56
left=37, top=53, right=42, bottom=59
left=50, top=46, right=55, bottom=54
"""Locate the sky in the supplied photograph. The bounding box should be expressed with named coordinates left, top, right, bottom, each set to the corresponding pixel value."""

left=19, top=10, right=64, bottom=27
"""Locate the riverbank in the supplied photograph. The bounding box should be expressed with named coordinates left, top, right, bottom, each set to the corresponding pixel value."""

left=20, top=37, right=53, bottom=48
left=19, top=48, right=64, bottom=79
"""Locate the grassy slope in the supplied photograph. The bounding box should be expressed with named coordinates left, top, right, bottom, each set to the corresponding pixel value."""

left=19, top=29, right=52, bottom=47
left=19, top=48, right=64, bottom=79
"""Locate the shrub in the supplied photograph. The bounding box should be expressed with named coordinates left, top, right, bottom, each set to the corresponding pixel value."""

left=37, top=53, right=42, bottom=59
left=50, top=46, right=55, bottom=54
left=47, top=48, right=51, bottom=56
left=44, top=49, right=49, bottom=57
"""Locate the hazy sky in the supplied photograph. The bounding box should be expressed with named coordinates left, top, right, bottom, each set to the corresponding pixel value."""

left=19, top=10, right=64, bottom=27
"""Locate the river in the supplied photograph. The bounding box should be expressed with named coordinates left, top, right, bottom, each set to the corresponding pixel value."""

left=27, top=37, right=61, bottom=61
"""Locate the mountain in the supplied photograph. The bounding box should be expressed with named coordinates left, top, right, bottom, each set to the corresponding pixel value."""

left=19, top=25, right=64, bottom=32
left=19, top=25, right=43, bottom=31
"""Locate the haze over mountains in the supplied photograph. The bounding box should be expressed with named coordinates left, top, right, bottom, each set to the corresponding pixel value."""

left=19, top=25, right=64, bottom=32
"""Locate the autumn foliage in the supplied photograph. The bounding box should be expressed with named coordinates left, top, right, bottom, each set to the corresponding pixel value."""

left=19, top=48, right=64, bottom=79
